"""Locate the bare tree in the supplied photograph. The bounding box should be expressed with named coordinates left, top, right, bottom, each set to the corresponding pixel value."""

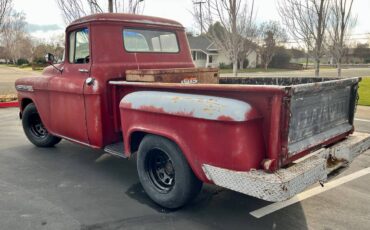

left=327, top=0, right=356, bottom=77
left=258, top=21, right=287, bottom=70
left=278, top=0, right=330, bottom=77
left=1, top=11, right=29, bottom=63
left=237, top=38, right=256, bottom=69
left=55, top=0, right=145, bottom=24
left=56, top=0, right=87, bottom=24
left=0, top=0, right=12, bottom=29
left=193, top=0, right=256, bottom=77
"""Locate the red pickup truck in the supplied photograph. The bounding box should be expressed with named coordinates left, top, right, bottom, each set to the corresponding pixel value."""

left=15, top=13, right=370, bottom=209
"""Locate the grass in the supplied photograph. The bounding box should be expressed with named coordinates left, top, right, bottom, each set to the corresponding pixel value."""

left=358, top=77, right=370, bottom=106
left=4, top=64, right=44, bottom=72
left=0, top=94, right=17, bottom=102
left=219, top=68, right=296, bottom=74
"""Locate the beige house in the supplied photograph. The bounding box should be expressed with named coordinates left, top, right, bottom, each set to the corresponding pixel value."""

left=187, top=35, right=258, bottom=68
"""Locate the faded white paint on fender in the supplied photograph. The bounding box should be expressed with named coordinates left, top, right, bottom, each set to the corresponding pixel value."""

left=121, top=91, right=256, bottom=122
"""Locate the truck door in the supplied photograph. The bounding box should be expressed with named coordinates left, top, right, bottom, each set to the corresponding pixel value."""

left=48, top=27, right=91, bottom=144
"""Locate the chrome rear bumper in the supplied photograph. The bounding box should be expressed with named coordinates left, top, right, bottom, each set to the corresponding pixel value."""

left=202, top=132, right=370, bottom=202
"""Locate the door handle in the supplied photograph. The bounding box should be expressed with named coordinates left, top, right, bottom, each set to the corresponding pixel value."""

left=85, top=77, right=95, bottom=86
left=79, top=68, right=89, bottom=73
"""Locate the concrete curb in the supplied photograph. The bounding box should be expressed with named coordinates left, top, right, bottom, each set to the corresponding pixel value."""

left=0, top=101, right=19, bottom=108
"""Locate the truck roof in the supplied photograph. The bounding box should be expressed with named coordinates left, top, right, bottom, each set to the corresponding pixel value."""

left=69, top=13, right=183, bottom=28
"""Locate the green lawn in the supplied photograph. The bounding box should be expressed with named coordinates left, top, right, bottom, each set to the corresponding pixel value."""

left=4, top=64, right=44, bottom=72
left=359, top=77, right=370, bottom=106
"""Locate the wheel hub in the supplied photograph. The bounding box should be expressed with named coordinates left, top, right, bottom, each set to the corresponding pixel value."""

left=147, top=149, right=175, bottom=192
left=29, top=114, right=48, bottom=138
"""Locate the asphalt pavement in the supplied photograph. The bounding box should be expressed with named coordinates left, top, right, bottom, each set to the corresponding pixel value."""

left=0, top=107, right=370, bottom=230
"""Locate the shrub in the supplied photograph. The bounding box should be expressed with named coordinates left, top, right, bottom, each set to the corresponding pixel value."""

left=16, top=58, right=29, bottom=66
left=238, top=59, right=249, bottom=69
left=219, top=62, right=232, bottom=69
left=269, top=47, right=292, bottom=68
left=33, top=57, right=47, bottom=65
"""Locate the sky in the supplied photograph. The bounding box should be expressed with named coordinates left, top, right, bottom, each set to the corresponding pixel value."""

left=13, top=0, right=370, bottom=43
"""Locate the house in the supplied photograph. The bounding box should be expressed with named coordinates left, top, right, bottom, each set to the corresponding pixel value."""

left=187, top=35, right=258, bottom=68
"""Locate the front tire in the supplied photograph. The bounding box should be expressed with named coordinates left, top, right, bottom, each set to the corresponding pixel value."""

left=22, top=103, right=61, bottom=147
left=137, top=135, right=202, bottom=209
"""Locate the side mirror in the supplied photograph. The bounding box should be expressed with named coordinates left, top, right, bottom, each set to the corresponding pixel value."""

left=44, top=53, right=63, bottom=73
left=45, top=53, right=55, bottom=64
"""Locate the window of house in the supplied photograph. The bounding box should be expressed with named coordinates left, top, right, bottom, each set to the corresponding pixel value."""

left=123, top=29, right=179, bottom=53
left=192, top=51, right=196, bottom=60
left=209, top=55, right=213, bottom=63
left=69, top=28, right=90, bottom=64
left=197, top=52, right=207, bottom=60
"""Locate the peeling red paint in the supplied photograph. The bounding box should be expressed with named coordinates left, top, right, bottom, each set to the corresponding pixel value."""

left=244, top=108, right=261, bottom=121
left=121, top=102, right=132, bottom=109
left=137, top=105, right=195, bottom=117
left=261, top=158, right=276, bottom=172
left=172, top=111, right=194, bottom=117
left=217, top=115, right=235, bottom=121
left=138, top=105, right=166, bottom=113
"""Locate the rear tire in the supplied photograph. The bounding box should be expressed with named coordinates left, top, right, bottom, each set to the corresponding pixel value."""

left=22, top=103, right=61, bottom=147
left=137, top=135, right=202, bottom=209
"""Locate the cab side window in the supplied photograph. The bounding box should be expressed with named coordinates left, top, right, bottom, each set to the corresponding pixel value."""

left=69, top=28, right=90, bottom=64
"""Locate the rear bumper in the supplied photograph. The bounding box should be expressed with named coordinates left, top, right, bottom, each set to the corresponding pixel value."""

left=202, top=132, right=370, bottom=202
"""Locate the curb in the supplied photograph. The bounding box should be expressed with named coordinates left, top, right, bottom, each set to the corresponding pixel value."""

left=0, top=101, right=19, bottom=108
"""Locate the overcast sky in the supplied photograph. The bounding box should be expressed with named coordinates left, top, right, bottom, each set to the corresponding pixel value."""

left=13, top=0, right=370, bottom=41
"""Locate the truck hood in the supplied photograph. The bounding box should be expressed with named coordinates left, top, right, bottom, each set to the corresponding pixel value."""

left=15, top=76, right=47, bottom=92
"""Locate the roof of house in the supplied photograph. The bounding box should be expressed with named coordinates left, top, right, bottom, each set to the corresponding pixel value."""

left=187, top=35, right=219, bottom=53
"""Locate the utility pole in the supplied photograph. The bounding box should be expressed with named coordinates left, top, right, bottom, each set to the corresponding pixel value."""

left=108, top=0, right=113, bottom=13
left=194, top=1, right=206, bottom=34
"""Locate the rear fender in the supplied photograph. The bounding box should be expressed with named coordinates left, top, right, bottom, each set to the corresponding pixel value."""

left=120, top=91, right=264, bottom=182
left=120, top=91, right=261, bottom=122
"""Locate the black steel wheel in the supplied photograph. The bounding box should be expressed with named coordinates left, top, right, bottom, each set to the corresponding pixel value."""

left=22, top=103, right=61, bottom=147
left=146, top=148, right=175, bottom=192
left=28, top=112, right=48, bottom=138
left=137, top=135, right=202, bottom=209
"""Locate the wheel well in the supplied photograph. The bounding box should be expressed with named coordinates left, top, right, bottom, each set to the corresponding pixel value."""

left=130, top=131, right=147, bottom=153
left=19, top=98, right=33, bottom=119
left=21, top=98, right=33, bottom=111
left=129, top=131, right=205, bottom=182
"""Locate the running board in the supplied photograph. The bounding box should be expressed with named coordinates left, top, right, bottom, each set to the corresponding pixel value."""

left=104, top=142, right=127, bottom=158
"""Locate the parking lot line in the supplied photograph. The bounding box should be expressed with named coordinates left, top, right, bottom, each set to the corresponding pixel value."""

left=250, top=167, right=370, bottom=219
left=355, top=118, right=370, bottom=123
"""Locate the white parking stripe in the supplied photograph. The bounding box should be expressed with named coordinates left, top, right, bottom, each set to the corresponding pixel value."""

left=250, top=167, right=370, bottom=218
left=355, top=118, right=370, bottom=123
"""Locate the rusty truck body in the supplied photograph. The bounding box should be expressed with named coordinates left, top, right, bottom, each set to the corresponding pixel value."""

left=15, top=13, right=370, bottom=209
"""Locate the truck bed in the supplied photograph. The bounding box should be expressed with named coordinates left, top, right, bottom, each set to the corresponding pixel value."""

left=109, top=76, right=360, bottom=170
left=221, top=77, right=359, bottom=162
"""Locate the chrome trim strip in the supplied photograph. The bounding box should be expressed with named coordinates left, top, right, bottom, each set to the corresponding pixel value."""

left=15, top=85, right=34, bottom=92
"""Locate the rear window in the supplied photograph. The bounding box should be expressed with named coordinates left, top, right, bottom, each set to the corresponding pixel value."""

left=123, top=29, right=179, bottom=53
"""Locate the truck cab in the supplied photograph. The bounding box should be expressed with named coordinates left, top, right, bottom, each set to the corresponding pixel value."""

left=17, top=13, right=194, bottom=148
